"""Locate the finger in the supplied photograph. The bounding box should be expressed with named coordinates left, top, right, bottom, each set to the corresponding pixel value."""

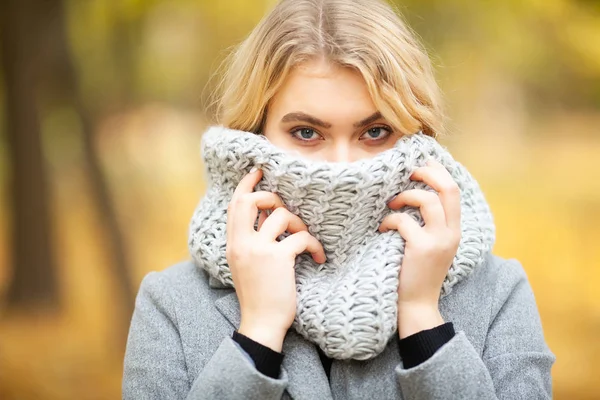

left=280, top=230, right=326, bottom=264
left=231, top=191, right=287, bottom=236
left=379, top=212, right=424, bottom=240
left=407, top=161, right=461, bottom=230
left=256, top=210, right=267, bottom=231
left=259, top=207, right=308, bottom=239
left=228, top=168, right=263, bottom=239
left=231, top=168, right=263, bottom=200
left=387, top=189, right=446, bottom=229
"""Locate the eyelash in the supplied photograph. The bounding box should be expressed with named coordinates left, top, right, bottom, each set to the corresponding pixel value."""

left=289, top=125, right=393, bottom=144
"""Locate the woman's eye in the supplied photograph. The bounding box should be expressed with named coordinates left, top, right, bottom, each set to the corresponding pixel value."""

left=291, top=128, right=321, bottom=141
left=360, top=126, right=392, bottom=141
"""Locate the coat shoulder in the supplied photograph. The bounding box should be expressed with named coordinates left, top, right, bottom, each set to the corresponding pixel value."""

left=129, top=260, right=238, bottom=384
left=148, top=259, right=208, bottom=287
left=142, top=260, right=211, bottom=292
left=475, top=253, right=531, bottom=293
left=453, top=252, right=533, bottom=311
left=135, top=259, right=228, bottom=317
left=441, top=253, right=537, bottom=353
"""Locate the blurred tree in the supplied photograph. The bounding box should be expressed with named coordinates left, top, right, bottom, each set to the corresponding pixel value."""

left=396, top=0, right=600, bottom=111
left=37, top=0, right=136, bottom=344
left=1, top=0, right=135, bottom=345
left=0, top=0, right=60, bottom=310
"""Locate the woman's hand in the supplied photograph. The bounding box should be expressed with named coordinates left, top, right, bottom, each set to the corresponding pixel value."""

left=379, top=160, right=461, bottom=339
left=226, top=168, right=326, bottom=352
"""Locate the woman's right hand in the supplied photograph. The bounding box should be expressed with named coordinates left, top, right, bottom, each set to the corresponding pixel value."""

left=226, top=167, right=326, bottom=352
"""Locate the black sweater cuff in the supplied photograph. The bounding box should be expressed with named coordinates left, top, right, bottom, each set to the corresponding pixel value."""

left=232, top=330, right=284, bottom=379
left=397, top=322, right=456, bottom=369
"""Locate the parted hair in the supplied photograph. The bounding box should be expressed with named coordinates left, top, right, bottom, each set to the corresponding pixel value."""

left=212, top=0, right=445, bottom=138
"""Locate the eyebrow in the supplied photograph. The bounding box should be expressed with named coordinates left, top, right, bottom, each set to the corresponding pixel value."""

left=280, top=111, right=383, bottom=129
left=281, top=112, right=332, bottom=128
left=354, top=111, right=383, bottom=128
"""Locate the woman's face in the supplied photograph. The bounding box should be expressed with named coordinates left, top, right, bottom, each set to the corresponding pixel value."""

left=263, top=58, right=402, bottom=162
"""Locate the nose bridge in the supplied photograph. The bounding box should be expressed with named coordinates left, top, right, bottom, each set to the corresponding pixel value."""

left=330, top=140, right=354, bottom=162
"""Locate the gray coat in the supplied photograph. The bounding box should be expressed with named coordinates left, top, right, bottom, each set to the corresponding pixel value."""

left=122, top=253, right=555, bottom=399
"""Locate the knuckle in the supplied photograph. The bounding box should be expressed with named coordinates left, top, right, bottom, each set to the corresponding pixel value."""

left=381, top=214, right=396, bottom=228
left=259, top=190, right=276, bottom=200
left=260, top=191, right=282, bottom=205
left=423, top=190, right=437, bottom=199
left=295, top=230, right=309, bottom=239
left=392, top=212, right=409, bottom=226
left=270, top=191, right=283, bottom=202
left=398, top=212, right=410, bottom=223
left=296, top=230, right=312, bottom=242
left=415, top=241, right=435, bottom=255
left=424, top=191, right=439, bottom=205
left=441, top=231, right=460, bottom=251
left=452, top=232, right=462, bottom=246
left=227, top=200, right=235, bottom=214
left=228, top=241, right=260, bottom=265
left=230, top=196, right=243, bottom=210
left=225, top=246, right=237, bottom=263
left=443, top=182, right=460, bottom=194
left=271, top=206, right=287, bottom=217
left=237, top=193, right=252, bottom=206
left=440, top=239, right=455, bottom=252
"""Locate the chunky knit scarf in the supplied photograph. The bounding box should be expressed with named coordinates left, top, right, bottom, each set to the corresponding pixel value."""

left=188, top=126, right=495, bottom=361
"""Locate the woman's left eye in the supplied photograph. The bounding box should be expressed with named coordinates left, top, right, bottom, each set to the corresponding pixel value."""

left=360, top=126, right=392, bottom=141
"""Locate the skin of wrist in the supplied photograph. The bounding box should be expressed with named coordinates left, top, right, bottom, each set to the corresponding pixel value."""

left=237, top=321, right=287, bottom=353
left=397, top=301, right=444, bottom=339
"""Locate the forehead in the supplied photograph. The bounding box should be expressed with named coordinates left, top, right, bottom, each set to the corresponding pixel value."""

left=269, top=59, right=377, bottom=120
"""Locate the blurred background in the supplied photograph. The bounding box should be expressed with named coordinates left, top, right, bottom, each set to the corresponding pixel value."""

left=0, top=0, right=598, bottom=398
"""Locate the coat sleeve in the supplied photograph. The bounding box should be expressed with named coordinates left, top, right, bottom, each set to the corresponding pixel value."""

left=122, top=271, right=289, bottom=400
left=394, top=259, right=556, bottom=400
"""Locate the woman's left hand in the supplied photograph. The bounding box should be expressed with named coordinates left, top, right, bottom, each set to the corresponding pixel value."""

left=379, top=159, right=462, bottom=339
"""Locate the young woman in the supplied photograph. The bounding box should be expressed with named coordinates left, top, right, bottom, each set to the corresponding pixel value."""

left=122, top=0, right=555, bottom=399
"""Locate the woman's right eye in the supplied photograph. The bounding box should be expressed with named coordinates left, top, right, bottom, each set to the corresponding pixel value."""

left=290, top=127, right=322, bottom=142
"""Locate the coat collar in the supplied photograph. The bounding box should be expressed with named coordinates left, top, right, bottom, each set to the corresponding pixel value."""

left=212, top=282, right=333, bottom=400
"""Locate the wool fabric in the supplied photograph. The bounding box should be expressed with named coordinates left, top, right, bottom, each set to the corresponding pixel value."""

left=188, top=126, right=495, bottom=361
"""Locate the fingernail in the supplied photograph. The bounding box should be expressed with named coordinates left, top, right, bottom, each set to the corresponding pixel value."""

left=249, top=166, right=258, bottom=174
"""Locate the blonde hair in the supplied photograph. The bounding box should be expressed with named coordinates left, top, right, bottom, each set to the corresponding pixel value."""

left=212, top=0, right=445, bottom=138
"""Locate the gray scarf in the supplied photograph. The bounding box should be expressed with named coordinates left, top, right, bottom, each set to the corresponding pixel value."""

left=188, top=126, right=495, bottom=360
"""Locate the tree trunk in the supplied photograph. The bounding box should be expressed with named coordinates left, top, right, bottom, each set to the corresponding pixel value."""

left=34, top=0, right=137, bottom=347
left=0, top=0, right=60, bottom=310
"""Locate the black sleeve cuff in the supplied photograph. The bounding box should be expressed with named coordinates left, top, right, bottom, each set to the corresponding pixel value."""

left=232, top=330, right=285, bottom=379
left=397, top=322, right=456, bottom=369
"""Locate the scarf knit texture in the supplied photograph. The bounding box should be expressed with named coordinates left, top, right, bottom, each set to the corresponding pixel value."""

left=188, top=126, right=496, bottom=361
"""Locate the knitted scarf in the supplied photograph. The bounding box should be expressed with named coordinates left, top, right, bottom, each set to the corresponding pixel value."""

left=188, top=126, right=496, bottom=361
